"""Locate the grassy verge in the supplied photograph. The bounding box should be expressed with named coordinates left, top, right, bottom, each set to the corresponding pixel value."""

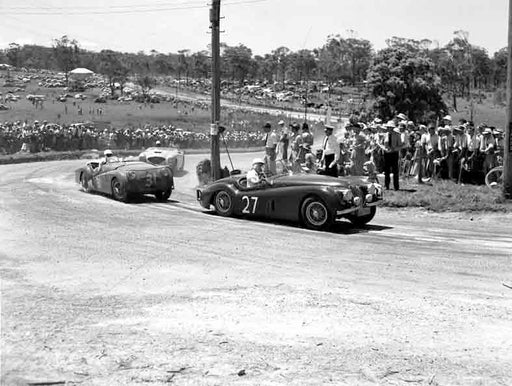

left=382, top=178, right=512, bottom=213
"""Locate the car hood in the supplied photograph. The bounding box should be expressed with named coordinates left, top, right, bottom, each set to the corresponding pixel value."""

left=271, top=174, right=370, bottom=188
left=140, top=148, right=180, bottom=157
left=111, top=162, right=165, bottom=171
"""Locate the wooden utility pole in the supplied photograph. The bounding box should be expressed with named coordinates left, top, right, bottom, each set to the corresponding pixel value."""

left=210, top=0, right=222, bottom=181
left=505, top=0, right=512, bottom=198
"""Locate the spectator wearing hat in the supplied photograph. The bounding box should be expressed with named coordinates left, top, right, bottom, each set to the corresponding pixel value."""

left=397, top=113, right=408, bottom=122
left=422, top=124, right=439, bottom=178
left=320, top=124, right=339, bottom=177
left=436, top=126, right=453, bottom=179
left=451, top=125, right=465, bottom=181
left=459, top=124, right=478, bottom=181
left=277, top=119, right=289, bottom=161
left=480, top=128, right=495, bottom=174
left=414, top=125, right=427, bottom=183
left=381, top=120, right=402, bottom=190
left=247, top=158, right=267, bottom=188
left=443, top=115, right=453, bottom=127
left=493, top=128, right=505, bottom=160
left=298, top=122, right=314, bottom=164
left=262, top=122, right=278, bottom=175
left=351, top=123, right=368, bottom=175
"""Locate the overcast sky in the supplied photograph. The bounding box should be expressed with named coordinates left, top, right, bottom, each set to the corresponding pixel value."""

left=0, top=0, right=508, bottom=55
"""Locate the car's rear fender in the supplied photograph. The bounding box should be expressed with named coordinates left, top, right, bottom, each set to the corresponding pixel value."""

left=75, top=167, right=92, bottom=185
left=202, top=183, right=238, bottom=209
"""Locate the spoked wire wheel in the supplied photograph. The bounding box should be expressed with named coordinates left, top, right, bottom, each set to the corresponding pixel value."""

left=485, top=166, right=504, bottom=190
left=301, top=197, right=332, bottom=230
left=214, top=190, right=233, bottom=216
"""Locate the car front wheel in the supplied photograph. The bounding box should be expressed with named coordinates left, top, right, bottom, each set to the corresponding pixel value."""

left=155, top=189, right=172, bottom=202
left=301, top=197, right=333, bottom=230
left=80, top=173, right=91, bottom=192
left=111, top=178, right=128, bottom=202
left=214, top=190, right=234, bottom=216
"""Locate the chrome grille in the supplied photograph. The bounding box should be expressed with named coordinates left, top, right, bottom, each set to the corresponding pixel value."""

left=147, top=156, right=166, bottom=165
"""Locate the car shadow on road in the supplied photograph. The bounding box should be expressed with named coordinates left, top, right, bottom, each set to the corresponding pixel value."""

left=173, top=170, right=188, bottom=178
left=201, top=211, right=393, bottom=235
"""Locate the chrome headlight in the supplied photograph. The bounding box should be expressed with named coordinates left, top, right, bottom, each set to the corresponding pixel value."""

left=127, top=171, right=137, bottom=180
left=160, top=167, right=170, bottom=177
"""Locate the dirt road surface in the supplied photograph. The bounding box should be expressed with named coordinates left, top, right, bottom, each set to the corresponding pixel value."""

left=1, top=153, right=511, bottom=385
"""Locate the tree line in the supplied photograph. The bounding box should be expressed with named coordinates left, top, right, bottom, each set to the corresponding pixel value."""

left=0, top=31, right=507, bottom=121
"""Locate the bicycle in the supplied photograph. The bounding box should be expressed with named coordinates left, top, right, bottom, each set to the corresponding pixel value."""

left=485, top=166, right=504, bottom=190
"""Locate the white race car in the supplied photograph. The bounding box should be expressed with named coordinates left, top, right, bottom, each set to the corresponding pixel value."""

left=139, top=146, right=185, bottom=173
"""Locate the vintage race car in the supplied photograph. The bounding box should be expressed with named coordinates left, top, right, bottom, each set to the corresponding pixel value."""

left=76, top=159, right=174, bottom=202
left=196, top=172, right=383, bottom=230
left=139, top=146, right=185, bottom=173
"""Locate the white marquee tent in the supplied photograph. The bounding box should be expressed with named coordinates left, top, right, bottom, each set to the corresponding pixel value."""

left=69, top=67, right=94, bottom=80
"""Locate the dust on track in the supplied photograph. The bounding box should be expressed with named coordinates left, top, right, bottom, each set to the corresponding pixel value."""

left=1, top=156, right=512, bottom=385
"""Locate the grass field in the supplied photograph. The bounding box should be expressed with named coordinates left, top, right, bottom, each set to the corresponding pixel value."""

left=382, top=178, right=512, bottom=212
left=450, top=92, right=507, bottom=128
left=0, top=77, right=283, bottom=132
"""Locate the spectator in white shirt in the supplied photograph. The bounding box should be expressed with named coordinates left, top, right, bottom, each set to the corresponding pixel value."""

left=263, top=122, right=278, bottom=175
left=320, top=124, right=339, bottom=177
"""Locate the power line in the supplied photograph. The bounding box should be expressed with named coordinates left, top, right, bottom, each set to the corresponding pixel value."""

left=1, top=0, right=198, bottom=10
left=0, top=0, right=266, bottom=15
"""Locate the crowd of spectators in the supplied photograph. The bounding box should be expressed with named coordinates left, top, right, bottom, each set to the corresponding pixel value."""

left=274, top=113, right=505, bottom=184
left=0, top=119, right=265, bottom=155
left=0, top=111, right=505, bottom=187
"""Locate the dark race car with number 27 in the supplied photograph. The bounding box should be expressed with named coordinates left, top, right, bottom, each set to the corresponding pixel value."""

left=196, top=173, right=383, bottom=230
left=76, top=159, right=174, bottom=202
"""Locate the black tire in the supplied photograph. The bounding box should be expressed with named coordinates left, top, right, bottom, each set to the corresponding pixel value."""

left=213, top=190, right=234, bottom=217
left=301, top=197, right=333, bottom=230
left=347, top=206, right=376, bottom=226
left=111, top=178, right=128, bottom=202
left=155, top=189, right=172, bottom=202
left=79, top=172, right=91, bottom=192
left=485, top=166, right=503, bottom=190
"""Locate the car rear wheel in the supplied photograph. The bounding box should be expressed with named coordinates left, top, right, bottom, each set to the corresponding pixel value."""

left=214, top=190, right=234, bottom=216
left=155, top=189, right=172, bottom=202
left=347, top=206, right=376, bottom=226
left=111, top=178, right=128, bottom=202
left=80, top=172, right=91, bottom=192
left=301, top=197, right=333, bottom=230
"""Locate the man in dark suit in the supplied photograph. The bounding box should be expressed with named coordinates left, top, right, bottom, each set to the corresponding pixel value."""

left=382, top=120, right=403, bottom=190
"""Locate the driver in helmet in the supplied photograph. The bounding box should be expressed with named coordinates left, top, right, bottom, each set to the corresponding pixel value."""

left=247, top=158, right=267, bottom=188
left=101, top=149, right=114, bottom=163
left=99, top=149, right=118, bottom=168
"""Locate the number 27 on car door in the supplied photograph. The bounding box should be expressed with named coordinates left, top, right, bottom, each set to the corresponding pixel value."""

left=241, top=196, right=258, bottom=214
